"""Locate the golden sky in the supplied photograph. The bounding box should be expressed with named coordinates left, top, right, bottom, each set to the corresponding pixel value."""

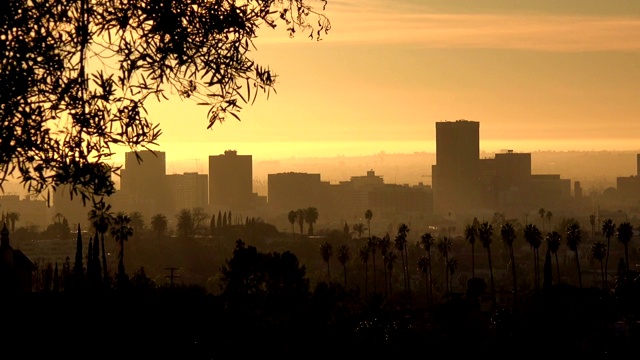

left=113, top=0, right=640, bottom=168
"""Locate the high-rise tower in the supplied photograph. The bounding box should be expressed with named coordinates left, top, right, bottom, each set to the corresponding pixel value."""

left=208, top=150, right=253, bottom=211
left=119, top=150, right=168, bottom=216
left=431, top=119, right=481, bottom=216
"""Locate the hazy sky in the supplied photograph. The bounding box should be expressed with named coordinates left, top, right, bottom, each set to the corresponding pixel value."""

left=113, top=0, right=640, bottom=170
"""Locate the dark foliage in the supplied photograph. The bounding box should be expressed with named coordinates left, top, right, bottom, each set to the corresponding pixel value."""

left=1, top=0, right=330, bottom=201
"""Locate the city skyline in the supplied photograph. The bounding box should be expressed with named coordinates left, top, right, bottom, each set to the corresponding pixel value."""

left=109, top=0, right=640, bottom=164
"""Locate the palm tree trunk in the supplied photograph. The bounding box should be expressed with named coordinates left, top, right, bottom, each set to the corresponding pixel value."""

left=624, top=244, right=630, bottom=271
left=575, top=249, right=582, bottom=288
left=404, top=246, right=411, bottom=298
left=372, top=254, right=376, bottom=293
left=487, top=249, right=496, bottom=305
left=510, top=246, right=517, bottom=310
left=604, top=237, right=611, bottom=287
left=400, top=250, right=407, bottom=291
left=343, top=264, right=347, bottom=288
left=428, top=259, right=433, bottom=306
left=445, top=254, right=450, bottom=294
left=554, top=253, right=561, bottom=284
left=101, top=234, right=108, bottom=284
left=600, top=260, right=605, bottom=289
left=471, top=244, right=475, bottom=278
left=364, top=263, right=368, bottom=295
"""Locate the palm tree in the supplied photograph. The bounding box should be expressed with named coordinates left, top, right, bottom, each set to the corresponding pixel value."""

left=589, top=214, right=596, bottom=238
left=378, top=234, right=392, bottom=296
left=524, top=223, right=543, bottom=291
left=478, top=221, right=496, bottom=304
left=6, top=212, right=19, bottom=232
left=385, top=250, right=397, bottom=295
left=417, top=256, right=430, bottom=304
left=538, top=208, right=546, bottom=230
left=545, top=231, right=562, bottom=284
left=129, top=211, right=145, bottom=237
left=287, top=210, right=297, bottom=240
left=305, top=207, right=319, bottom=236
left=353, top=223, right=366, bottom=239
left=464, top=223, right=478, bottom=278
left=359, top=244, right=370, bottom=295
left=88, top=199, right=113, bottom=285
left=320, top=241, right=333, bottom=282
left=296, top=208, right=305, bottom=236
left=176, top=209, right=194, bottom=238
left=419, top=232, right=435, bottom=306
left=365, top=209, right=373, bottom=239
left=500, top=222, right=518, bottom=307
left=616, top=222, right=634, bottom=272
left=368, top=236, right=379, bottom=293
left=150, top=213, right=168, bottom=237
left=394, top=223, right=410, bottom=293
left=111, top=213, right=134, bottom=286
left=566, top=221, right=583, bottom=288
left=437, top=236, right=452, bottom=294
left=590, top=241, right=607, bottom=289
left=601, top=218, right=616, bottom=287
left=447, top=257, right=458, bottom=292
left=546, top=210, right=553, bottom=230
left=150, top=213, right=168, bottom=265
left=337, top=244, right=350, bottom=288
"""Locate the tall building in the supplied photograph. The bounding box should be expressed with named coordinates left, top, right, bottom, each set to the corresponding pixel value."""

left=166, top=172, right=208, bottom=217
left=432, top=120, right=481, bottom=216
left=119, top=150, right=168, bottom=217
left=267, top=172, right=328, bottom=215
left=208, top=150, right=253, bottom=211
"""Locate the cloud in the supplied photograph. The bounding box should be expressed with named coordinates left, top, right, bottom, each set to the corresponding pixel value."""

left=259, top=1, right=640, bottom=52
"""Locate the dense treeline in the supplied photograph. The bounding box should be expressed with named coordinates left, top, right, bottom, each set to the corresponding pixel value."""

left=3, top=203, right=640, bottom=358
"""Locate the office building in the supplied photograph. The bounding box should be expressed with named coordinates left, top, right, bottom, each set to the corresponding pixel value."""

left=166, top=172, right=209, bottom=216
left=432, top=119, right=481, bottom=216
left=119, top=150, right=168, bottom=216
left=208, top=150, right=253, bottom=211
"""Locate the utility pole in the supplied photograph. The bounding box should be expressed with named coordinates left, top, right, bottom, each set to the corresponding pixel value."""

left=164, top=267, right=181, bottom=286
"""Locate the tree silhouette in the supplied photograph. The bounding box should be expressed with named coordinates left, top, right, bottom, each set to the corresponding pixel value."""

left=419, top=232, right=435, bottom=306
left=296, top=209, right=305, bottom=236
left=384, top=250, right=397, bottom=295
left=616, top=222, right=634, bottom=272
left=336, top=244, right=350, bottom=288
left=478, top=221, right=495, bottom=305
left=500, top=222, right=518, bottom=308
left=545, top=231, right=562, bottom=284
left=394, top=223, right=410, bottom=293
left=601, top=218, right=616, bottom=287
left=365, top=209, right=373, bottom=239
left=590, top=241, right=607, bottom=289
left=1, top=0, right=330, bottom=201
left=304, top=207, right=319, bottom=236
left=566, top=221, right=583, bottom=288
left=287, top=210, right=297, bottom=240
left=353, top=223, right=366, bottom=239
left=464, top=223, right=478, bottom=278
left=73, top=224, right=85, bottom=291
left=524, top=223, right=543, bottom=291
left=359, top=244, right=370, bottom=295
left=378, top=234, right=392, bottom=296
left=546, top=210, right=553, bottom=229
left=367, top=236, right=379, bottom=293
left=111, top=213, right=134, bottom=289
left=6, top=212, right=19, bottom=233
left=320, top=241, right=333, bottom=283
left=436, top=236, right=452, bottom=295
left=88, top=199, right=114, bottom=285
